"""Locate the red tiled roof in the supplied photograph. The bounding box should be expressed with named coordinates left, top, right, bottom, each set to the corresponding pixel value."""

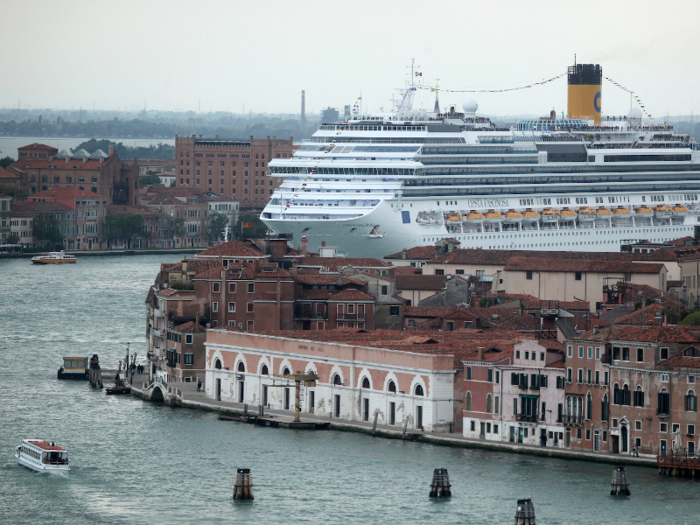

left=570, top=325, right=700, bottom=344
left=395, top=266, right=422, bottom=275
left=396, top=274, right=446, bottom=291
left=427, top=248, right=635, bottom=266
left=504, top=257, right=664, bottom=274
left=30, top=187, right=107, bottom=199
left=546, top=361, right=566, bottom=368
left=405, top=306, right=454, bottom=318
left=659, top=351, right=700, bottom=370
left=384, top=246, right=438, bottom=260
left=19, top=143, right=59, bottom=151
left=0, top=166, right=21, bottom=179
left=667, top=280, right=684, bottom=288
left=197, top=240, right=266, bottom=258
left=295, top=274, right=339, bottom=285
left=328, top=289, right=375, bottom=301
left=26, top=440, right=65, bottom=451
left=173, top=321, right=206, bottom=332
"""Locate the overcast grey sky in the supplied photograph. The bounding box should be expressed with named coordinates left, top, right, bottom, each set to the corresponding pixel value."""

left=1, top=0, right=698, bottom=119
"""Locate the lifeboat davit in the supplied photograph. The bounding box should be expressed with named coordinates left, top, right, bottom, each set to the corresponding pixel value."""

left=484, top=210, right=503, bottom=223
left=655, top=204, right=673, bottom=219
left=446, top=213, right=461, bottom=222
left=522, top=209, right=540, bottom=223
left=504, top=209, right=523, bottom=223
left=635, top=206, right=654, bottom=218
left=672, top=204, right=689, bottom=217
left=560, top=208, right=577, bottom=221
left=464, top=210, right=485, bottom=224
left=541, top=207, right=560, bottom=223
left=578, top=206, right=596, bottom=221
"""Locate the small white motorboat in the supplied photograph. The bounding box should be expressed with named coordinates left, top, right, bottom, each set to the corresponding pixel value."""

left=31, top=250, right=76, bottom=264
left=16, top=439, right=70, bottom=472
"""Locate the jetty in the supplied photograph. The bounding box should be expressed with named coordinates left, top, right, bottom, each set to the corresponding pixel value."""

left=657, top=450, right=700, bottom=478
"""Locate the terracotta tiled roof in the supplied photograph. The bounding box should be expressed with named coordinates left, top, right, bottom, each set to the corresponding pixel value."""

left=546, top=361, right=566, bottom=368
left=396, top=274, right=447, bottom=291
left=504, top=257, right=664, bottom=274
left=197, top=240, right=266, bottom=258
left=404, top=306, right=454, bottom=318
left=163, top=258, right=222, bottom=276
left=18, top=143, right=59, bottom=151
left=30, top=187, right=107, bottom=199
left=191, top=265, right=227, bottom=279
left=173, top=321, right=206, bottom=332
left=328, top=289, right=375, bottom=301
left=666, top=280, right=684, bottom=289
left=427, top=248, right=635, bottom=266
left=0, top=166, right=21, bottom=179
left=611, top=301, right=680, bottom=326
left=395, top=266, right=422, bottom=275
left=658, top=351, right=700, bottom=370
left=570, top=325, right=700, bottom=344
left=384, top=246, right=438, bottom=260
left=295, top=274, right=339, bottom=285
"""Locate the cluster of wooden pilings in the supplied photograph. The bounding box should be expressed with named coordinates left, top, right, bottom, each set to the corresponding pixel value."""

left=610, top=467, right=631, bottom=496
left=233, top=468, right=254, bottom=500
left=428, top=468, right=451, bottom=498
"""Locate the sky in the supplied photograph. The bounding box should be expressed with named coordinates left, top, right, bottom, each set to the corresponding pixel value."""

left=1, top=0, right=698, bottom=119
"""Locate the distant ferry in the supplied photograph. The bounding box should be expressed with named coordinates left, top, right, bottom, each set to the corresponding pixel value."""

left=31, top=251, right=76, bottom=264
left=15, top=440, right=70, bottom=472
left=262, top=64, right=700, bottom=258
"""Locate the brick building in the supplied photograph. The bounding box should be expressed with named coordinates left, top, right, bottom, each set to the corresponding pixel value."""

left=174, top=135, right=295, bottom=210
left=10, top=200, right=73, bottom=247
left=11, top=143, right=137, bottom=205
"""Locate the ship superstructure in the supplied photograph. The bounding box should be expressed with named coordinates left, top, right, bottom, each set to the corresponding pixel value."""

left=262, top=65, right=700, bottom=258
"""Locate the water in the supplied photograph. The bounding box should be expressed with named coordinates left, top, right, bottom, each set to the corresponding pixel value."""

left=1, top=255, right=699, bottom=524
left=0, top=137, right=174, bottom=157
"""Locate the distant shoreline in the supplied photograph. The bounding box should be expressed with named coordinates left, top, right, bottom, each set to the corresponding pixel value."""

left=0, top=248, right=203, bottom=259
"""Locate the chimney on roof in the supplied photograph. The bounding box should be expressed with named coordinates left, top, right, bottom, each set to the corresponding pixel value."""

left=195, top=312, right=200, bottom=328
left=477, top=347, right=485, bottom=361
left=321, top=241, right=326, bottom=247
left=108, top=145, right=115, bottom=157
left=182, top=259, right=188, bottom=273
left=301, top=236, right=308, bottom=256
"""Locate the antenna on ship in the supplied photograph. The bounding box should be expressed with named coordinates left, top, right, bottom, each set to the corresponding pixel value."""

left=433, top=77, right=441, bottom=114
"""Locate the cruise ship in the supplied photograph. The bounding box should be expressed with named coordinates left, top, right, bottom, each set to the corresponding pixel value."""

left=262, top=64, right=700, bottom=258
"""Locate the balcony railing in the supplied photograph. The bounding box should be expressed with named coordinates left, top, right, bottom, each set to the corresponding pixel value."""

left=166, top=358, right=177, bottom=369
left=337, top=313, right=366, bottom=321
left=515, top=414, right=538, bottom=423
left=562, top=414, right=584, bottom=426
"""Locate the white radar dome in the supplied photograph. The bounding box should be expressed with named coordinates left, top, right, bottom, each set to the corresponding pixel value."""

left=462, top=98, right=478, bottom=115
left=627, top=107, right=643, bottom=119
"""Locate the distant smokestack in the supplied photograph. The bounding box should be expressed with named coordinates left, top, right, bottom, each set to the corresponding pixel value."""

left=301, top=90, right=306, bottom=135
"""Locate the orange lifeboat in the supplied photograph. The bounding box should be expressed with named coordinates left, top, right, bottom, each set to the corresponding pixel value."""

left=655, top=204, right=673, bottom=219
left=541, top=207, right=560, bottom=223
left=464, top=210, right=485, bottom=224
left=522, top=209, right=540, bottom=223
left=672, top=204, right=689, bottom=216
left=613, top=207, right=631, bottom=221
left=504, top=209, right=523, bottom=223
left=560, top=208, right=577, bottom=220
left=484, top=210, right=503, bottom=223
left=596, top=207, right=612, bottom=218
left=635, top=206, right=654, bottom=218
left=446, top=213, right=461, bottom=222
left=578, top=206, right=596, bottom=221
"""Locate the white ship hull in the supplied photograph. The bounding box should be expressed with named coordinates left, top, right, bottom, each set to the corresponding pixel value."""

left=264, top=198, right=698, bottom=258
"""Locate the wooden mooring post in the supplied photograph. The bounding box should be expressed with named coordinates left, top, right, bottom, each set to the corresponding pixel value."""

left=233, top=468, right=254, bottom=500
left=514, top=498, right=536, bottom=525
left=372, top=411, right=379, bottom=436
left=428, top=468, right=451, bottom=498
left=610, top=467, right=630, bottom=496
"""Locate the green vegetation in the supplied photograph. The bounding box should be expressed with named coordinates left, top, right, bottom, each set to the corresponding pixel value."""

left=139, top=173, right=163, bottom=187
left=32, top=216, right=63, bottom=246
left=679, top=310, right=700, bottom=326
left=173, top=217, right=186, bottom=237
left=102, top=214, right=145, bottom=244
left=207, top=212, right=229, bottom=242
left=74, top=138, right=174, bottom=160
left=5, top=233, right=19, bottom=244
left=0, top=183, right=27, bottom=201
left=233, top=212, right=267, bottom=240
left=0, top=156, right=15, bottom=168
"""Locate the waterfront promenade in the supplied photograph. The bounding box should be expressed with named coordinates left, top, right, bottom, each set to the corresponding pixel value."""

left=131, top=381, right=656, bottom=468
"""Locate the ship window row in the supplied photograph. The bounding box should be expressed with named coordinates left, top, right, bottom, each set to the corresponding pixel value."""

left=269, top=199, right=380, bottom=207
left=317, top=124, right=427, bottom=132
left=270, top=167, right=416, bottom=176
left=420, top=163, right=699, bottom=177
left=401, top=182, right=700, bottom=198
left=603, top=154, right=691, bottom=162
left=422, top=146, right=536, bottom=155
left=331, top=145, right=421, bottom=153
left=407, top=172, right=700, bottom=188
left=304, top=137, right=465, bottom=144
left=421, top=155, right=538, bottom=165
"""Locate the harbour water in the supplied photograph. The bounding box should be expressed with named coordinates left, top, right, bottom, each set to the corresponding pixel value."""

left=1, top=255, right=699, bottom=524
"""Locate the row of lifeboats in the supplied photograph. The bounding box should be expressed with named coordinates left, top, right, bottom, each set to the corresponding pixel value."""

left=444, top=204, right=689, bottom=224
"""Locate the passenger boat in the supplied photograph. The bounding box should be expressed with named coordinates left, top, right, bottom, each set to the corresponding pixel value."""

left=367, top=227, right=384, bottom=238
left=504, top=210, right=524, bottom=223
left=31, top=251, right=76, bottom=264
left=578, top=207, right=597, bottom=221
left=560, top=208, right=577, bottom=221
left=15, top=440, right=70, bottom=472
left=635, top=206, right=654, bottom=218
left=484, top=210, right=502, bottom=223
left=673, top=204, right=689, bottom=216
left=57, top=356, right=88, bottom=380
left=613, top=207, right=632, bottom=221
left=541, top=208, right=560, bottom=223
left=522, top=209, right=540, bottom=223
left=464, top=210, right=485, bottom=224
left=596, top=207, right=613, bottom=218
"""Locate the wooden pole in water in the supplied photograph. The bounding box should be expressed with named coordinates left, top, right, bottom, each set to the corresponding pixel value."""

left=429, top=468, right=451, bottom=498
left=610, top=467, right=630, bottom=496
left=233, top=468, right=254, bottom=500
left=514, top=498, right=536, bottom=524
left=372, top=411, right=379, bottom=436
left=295, top=379, right=301, bottom=422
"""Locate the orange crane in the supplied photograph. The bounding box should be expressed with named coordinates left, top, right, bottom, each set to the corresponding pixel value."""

left=267, top=371, right=318, bottom=422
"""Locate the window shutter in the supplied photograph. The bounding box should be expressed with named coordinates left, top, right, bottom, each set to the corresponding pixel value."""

left=511, top=373, right=518, bottom=385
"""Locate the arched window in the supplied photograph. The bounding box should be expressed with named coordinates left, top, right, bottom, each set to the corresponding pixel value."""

left=283, top=367, right=291, bottom=376
left=601, top=393, right=609, bottom=420
left=658, top=388, right=670, bottom=415
left=586, top=392, right=592, bottom=420
left=685, top=389, right=697, bottom=412
left=261, top=364, right=269, bottom=376
left=237, top=361, right=245, bottom=373
left=333, top=374, right=342, bottom=386
left=465, top=392, right=472, bottom=411
left=622, top=384, right=630, bottom=406
left=613, top=383, right=621, bottom=405
left=387, top=380, right=396, bottom=393
left=361, top=377, right=370, bottom=389
left=214, top=359, right=222, bottom=370
left=634, top=386, right=645, bottom=407
left=486, top=393, right=492, bottom=414
left=414, top=384, right=424, bottom=397
left=566, top=396, right=572, bottom=417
